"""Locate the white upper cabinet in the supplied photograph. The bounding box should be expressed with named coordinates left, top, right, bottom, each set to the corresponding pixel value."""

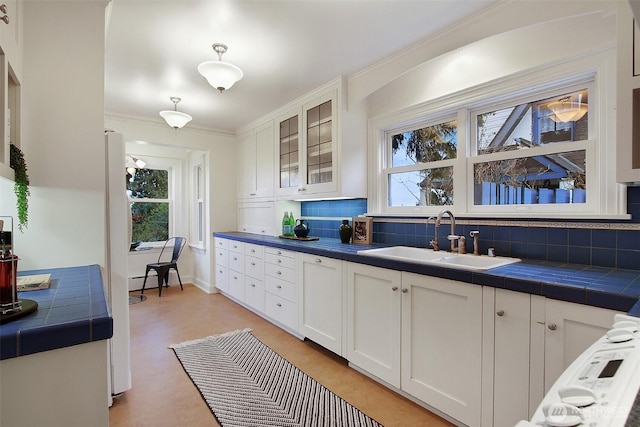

left=274, top=77, right=366, bottom=200
left=237, top=120, right=274, bottom=200
left=616, top=1, right=640, bottom=184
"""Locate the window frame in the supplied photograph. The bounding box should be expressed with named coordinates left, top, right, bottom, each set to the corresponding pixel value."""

left=190, top=153, right=206, bottom=249
left=126, top=156, right=177, bottom=246
left=367, top=50, right=627, bottom=219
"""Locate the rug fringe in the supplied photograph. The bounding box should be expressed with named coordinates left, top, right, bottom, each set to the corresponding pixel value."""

left=169, top=328, right=252, bottom=349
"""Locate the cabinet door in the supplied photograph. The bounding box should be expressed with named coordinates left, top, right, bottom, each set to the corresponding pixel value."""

left=255, top=121, right=274, bottom=197
left=228, top=269, right=245, bottom=302
left=298, top=254, right=343, bottom=355
left=214, top=264, right=228, bottom=293
left=301, top=90, right=337, bottom=195
left=346, top=263, right=401, bottom=387
left=401, top=272, right=482, bottom=427
left=276, top=110, right=301, bottom=197
left=493, top=289, right=532, bottom=427
left=543, top=299, right=619, bottom=393
left=237, top=130, right=256, bottom=199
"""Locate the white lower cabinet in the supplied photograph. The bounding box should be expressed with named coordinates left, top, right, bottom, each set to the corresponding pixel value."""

left=264, top=247, right=298, bottom=332
left=483, top=287, right=534, bottom=427
left=298, top=254, right=344, bottom=356
left=541, top=298, right=620, bottom=394
left=346, top=263, right=401, bottom=387
left=401, top=272, right=483, bottom=427
left=214, top=238, right=229, bottom=293
left=228, top=242, right=245, bottom=302
left=244, top=243, right=265, bottom=312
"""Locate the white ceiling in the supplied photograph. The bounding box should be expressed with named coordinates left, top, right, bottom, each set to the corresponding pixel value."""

left=104, top=0, right=495, bottom=133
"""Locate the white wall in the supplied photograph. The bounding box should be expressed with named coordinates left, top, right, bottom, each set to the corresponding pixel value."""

left=104, top=116, right=237, bottom=293
left=12, top=1, right=109, bottom=270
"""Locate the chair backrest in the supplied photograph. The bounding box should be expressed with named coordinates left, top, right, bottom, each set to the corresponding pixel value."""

left=157, top=237, right=186, bottom=264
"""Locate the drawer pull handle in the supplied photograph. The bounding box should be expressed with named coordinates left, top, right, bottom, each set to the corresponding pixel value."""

left=548, top=323, right=557, bottom=331
left=251, top=262, right=256, bottom=266
left=233, top=276, right=238, bottom=280
left=401, top=288, right=408, bottom=293
left=315, top=258, right=322, bottom=263
left=251, top=249, right=256, bottom=253
left=497, top=310, right=505, bottom=317
left=277, top=251, right=282, bottom=255
left=276, top=285, right=282, bottom=289
left=250, top=284, right=256, bottom=287
left=276, top=271, right=282, bottom=275
left=276, top=303, right=282, bottom=307
left=392, top=286, right=398, bottom=291
left=277, top=259, right=282, bottom=263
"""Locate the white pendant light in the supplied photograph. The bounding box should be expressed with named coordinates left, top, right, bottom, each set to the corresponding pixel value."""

left=548, top=95, right=588, bottom=123
left=198, top=43, right=243, bottom=93
left=159, top=97, right=192, bottom=129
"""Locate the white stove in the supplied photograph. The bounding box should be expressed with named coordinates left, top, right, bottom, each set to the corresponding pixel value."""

left=517, top=314, right=640, bottom=427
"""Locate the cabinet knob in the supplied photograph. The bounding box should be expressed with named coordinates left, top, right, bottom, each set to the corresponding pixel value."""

left=251, top=262, right=255, bottom=266
left=233, top=276, right=238, bottom=280
left=277, top=259, right=282, bottom=263
left=392, top=286, right=398, bottom=291
left=497, top=310, right=505, bottom=317
left=250, top=283, right=255, bottom=287
left=315, top=258, right=322, bottom=263
left=251, top=249, right=256, bottom=253
left=548, top=323, right=558, bottom=331
left=401, top=288, right=408, bottom=293
left=276, top=303, right=282, bottom=307
left=276, top=285, right=282, bottom=289
left=276, top=271, right=282, bottom=275
left=249, top=192, right=256, bottom=196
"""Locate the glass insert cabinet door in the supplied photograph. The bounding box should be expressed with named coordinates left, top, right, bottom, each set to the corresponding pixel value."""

left=277, top=90, right=337, bottom=196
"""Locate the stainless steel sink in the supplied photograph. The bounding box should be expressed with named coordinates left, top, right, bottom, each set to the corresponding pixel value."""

left=357, top=246, right=520, bottom=271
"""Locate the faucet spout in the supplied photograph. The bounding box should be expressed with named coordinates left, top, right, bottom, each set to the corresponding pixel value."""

left=436, top=209, right=456, bottom=252
left=426, top=216, right=438, bottom=250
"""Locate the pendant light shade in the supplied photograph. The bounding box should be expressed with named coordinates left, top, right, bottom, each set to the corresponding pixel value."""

left=159, top=97, right=192, bottom=129
left=548, top=95, right=588, bottom=123
left=198, top=43, right=243, bottom=92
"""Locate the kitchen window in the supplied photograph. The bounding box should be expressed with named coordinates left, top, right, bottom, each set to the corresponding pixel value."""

left=191, top=154, right=206, bottom=248
left=126, top=163, right=172, bottom=244
left=368, top=52, right=624, bottom=218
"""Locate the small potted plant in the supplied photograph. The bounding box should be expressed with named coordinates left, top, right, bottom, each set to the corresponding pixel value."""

left=9, top=143, right=30, bottom=231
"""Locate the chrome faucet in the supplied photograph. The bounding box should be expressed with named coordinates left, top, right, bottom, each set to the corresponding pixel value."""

left=434, top=209, right=456, bottom=252
left=470, top=230, right=480, bottom=255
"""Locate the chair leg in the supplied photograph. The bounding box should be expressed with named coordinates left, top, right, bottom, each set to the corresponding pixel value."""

left=141, top=267, right=150, bottom=295
left=157, top=268, right=165, bottom=297
left=175, top=267, right=184, bottom=291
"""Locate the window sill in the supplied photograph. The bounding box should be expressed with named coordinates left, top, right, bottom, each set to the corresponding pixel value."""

left=365, top=211, right=633, bottom=221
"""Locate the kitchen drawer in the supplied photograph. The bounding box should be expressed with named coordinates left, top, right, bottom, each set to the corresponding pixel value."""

left=245, top=256, right=264, bottom=280
left=265, top=262, right=295, bottom=283
left=214, top=237, right=228, bottom=250
left=215, top=265, right=229, bottom=293
left=215, top=248, right=228, bottom=268
left=228, top=270, right=245, bottom=302
left=229, top=252, right=244, bottom=272
left=264, top=247, right=296, bottom=259
left=265, top=252, right=296, bottom=270
left=244, top=243, right=264, bottom=258
left=245, top=278, right=265, bottom=312
left=265, top=275, right=296, bottom=303
left=229, top=240, right=244, bottom=253
left=265, top=292, right=297, bottom=332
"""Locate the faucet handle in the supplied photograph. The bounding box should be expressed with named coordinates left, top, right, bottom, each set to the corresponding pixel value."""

left=447, top=234, right=460, bottom=241
left=470, top=230, right=480, bottom=237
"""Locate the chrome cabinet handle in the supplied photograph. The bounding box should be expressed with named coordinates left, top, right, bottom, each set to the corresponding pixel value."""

left=251, top=262, right=255, bottom=266
left=250, top=283, right=255, bottom=287
left=497, top=310, right=505, bottom=317
left=276, top=303, right=282, bottom=307
left=548, top=323, right=557, bottom=331
left=276, top=271, right=282, bottom=275
left=401, top=288, right=408, bottom=293
left=315, top=258, right=322, bottom=263
left=392, top=286, right=398, bottom=291
left=276, top=285, right=282, bottom=289
left=277, top=259, right=282, bottom=263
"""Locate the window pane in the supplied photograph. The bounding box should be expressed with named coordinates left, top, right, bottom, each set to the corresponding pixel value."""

left=391, top=121, right=457, bottom=167
left=477, top=89, right=588, bottom=154
left=126, top=169, right=168, bottom=199
left=388, top=166, right=453, bottom=207
left=131, top=202, right=169, bottom=242
left=473, top=150, right=586, bottom=205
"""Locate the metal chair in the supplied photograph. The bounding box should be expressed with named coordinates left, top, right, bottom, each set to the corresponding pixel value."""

left=141, top=237, right=186, bottom=297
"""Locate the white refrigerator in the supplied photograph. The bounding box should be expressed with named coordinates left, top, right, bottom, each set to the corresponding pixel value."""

left=105, top=131, right=132, bottom=404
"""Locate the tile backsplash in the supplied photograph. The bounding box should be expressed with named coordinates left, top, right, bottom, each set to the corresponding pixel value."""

left=300, top=187, right=640, bottom=271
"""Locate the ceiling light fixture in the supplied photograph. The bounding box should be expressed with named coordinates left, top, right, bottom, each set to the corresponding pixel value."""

left=159, top=97, right=193, bottom=129
left=548, top=95, right=588, bottom=123
left=197, top=43, right=243, bottom=93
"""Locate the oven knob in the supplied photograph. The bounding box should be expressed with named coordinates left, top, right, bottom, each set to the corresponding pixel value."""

left=558, top=385, right=597, bottom=407
left=606, top=328, right=634, bottom=343
left=542, top=402, right=582, bottom=427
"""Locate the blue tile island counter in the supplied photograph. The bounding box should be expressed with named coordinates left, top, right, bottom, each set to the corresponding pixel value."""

left=0, top=264, right=113, bottom=427
left=214, top=232, right=640, bottom=316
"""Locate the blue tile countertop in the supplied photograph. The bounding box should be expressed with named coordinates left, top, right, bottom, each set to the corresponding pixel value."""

left=0, top=264, right=113, bottom=360
left=215, top=232, right=640, bottom=316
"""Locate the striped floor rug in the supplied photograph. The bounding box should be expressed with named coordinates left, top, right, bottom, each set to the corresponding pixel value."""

left=170, top=329, right=383, bottom=427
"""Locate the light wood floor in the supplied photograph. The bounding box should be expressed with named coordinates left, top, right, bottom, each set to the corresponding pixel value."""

left=109, top=284, right=454, bottom=427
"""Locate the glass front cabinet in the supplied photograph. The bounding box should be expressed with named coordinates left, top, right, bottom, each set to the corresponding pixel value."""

left=276, top=90, right=338, bottom=197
